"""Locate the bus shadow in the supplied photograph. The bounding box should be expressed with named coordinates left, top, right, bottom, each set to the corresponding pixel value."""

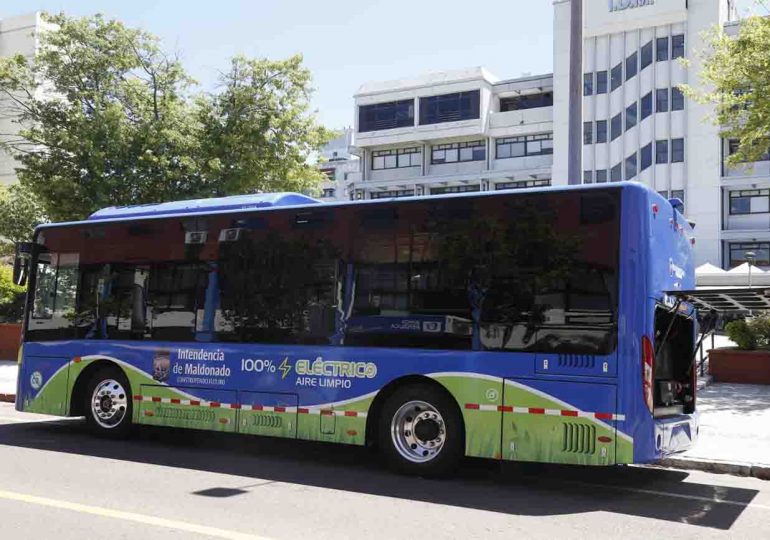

left=0, top=417, right=760, bottom=531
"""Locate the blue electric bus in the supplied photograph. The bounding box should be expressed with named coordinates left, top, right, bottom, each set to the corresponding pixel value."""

left=14, top=182, right=698, bottom=475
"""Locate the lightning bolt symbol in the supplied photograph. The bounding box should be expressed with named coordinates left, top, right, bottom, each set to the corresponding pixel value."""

left=279, top=357, right=292, bottom=379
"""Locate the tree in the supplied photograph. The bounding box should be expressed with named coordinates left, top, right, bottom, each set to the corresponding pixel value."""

left=682, top=16, right=770, bottom=165
left=0, top=13, right=332, bottom=222
left=0, top=183, right=48, bottom=253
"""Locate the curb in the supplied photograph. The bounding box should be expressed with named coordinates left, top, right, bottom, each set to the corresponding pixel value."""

left=0, top=393, right=15, bottom=403
left=658, top=456, right=770, bottom=480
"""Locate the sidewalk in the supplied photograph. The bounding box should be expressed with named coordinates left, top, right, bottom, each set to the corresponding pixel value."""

left=658, top=382, right=770, bottom=479
left=0, top=360, right=16, bottom=402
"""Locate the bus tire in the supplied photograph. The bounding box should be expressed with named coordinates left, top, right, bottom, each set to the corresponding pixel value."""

left=83, top=366, right=133, bottom=438
left=379, top=384, right=463, bottom=477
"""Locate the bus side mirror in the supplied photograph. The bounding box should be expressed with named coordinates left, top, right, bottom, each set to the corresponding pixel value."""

left=13, top=242, right=33, bottom=287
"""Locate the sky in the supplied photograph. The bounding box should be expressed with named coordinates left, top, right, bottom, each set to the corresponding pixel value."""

left=1, top=0, right=766, bottom=129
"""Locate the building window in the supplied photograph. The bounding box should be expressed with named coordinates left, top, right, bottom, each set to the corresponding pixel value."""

left=658, top=191, right=669, bottom=199
left=430, top=185, right=481, bottom=195
left=596, top=71, right=608, bottom=94
left=729, top=242, right=770, bottom=267
left=626, top=102, right=638, bottom=131
left=656, top=88, right=669, bottom=113
left=672, top=138, right=685, bottom=163
left=640, top=143, right=653, bottom=172
left=500, top=92, right=553, bottom=111
left=611, top=62, right=623, bottom=92
left=420, top=90, right=480, bottom=125
left=611, top=113, right=622, bottom=141
left=610, top=163, right=622, bottom=182
left=320, top=168, right=335, bottom=181
left=372, top=147, right=421, bottom=170
left=494, top=179, right=551, bottom=190
left=641, top=92, right=653, bottom=120
left=369, top=189, right=415, bottom=199
left=726, top=139, right=770, bottom=162
left=671, top=87, right=685, bottom=111
left=583, top=170, right=593, bottom=184
left=431, top=140, right=485, bottom=164
left=729, top=190, right=770, bottom=215
left=584, top=122, right=593, bottom=145
left=625, top=51, right=638, bottom=81
left=672, top=34, right=685, bottom=59
left=359, top=100, right=414, bottom=132
left=656, top=37, right=669, bottom=61
left=596, top=120, right=607, bottom=143
left=584, top=73, right=593, bottom=96
left=625, top=152, right=637, bottom=181
left=596, top=169, right=607, bottom=183
left=496, top=134, right=553, bottom=159
left=641, top=41, right=653, bottom=71
left=656, top=140, right=669, bottom=164
left=671, top=190, right=685, bottom=204
left=322, top=188, right=336, bottom=198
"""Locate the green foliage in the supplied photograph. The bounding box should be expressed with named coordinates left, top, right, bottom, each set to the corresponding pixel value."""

left=725, top=313, right=770, bottom=350
left=682, top=17, right=770, bottom=165
left=0, top=13, right=333, bottom=222
left=0, top=184, right=48, bottom=254
left=0, top=265, right=26, bottom=323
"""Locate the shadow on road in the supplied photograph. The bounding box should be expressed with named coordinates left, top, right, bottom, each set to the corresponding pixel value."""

left=0, top=417, right=760, bottom=531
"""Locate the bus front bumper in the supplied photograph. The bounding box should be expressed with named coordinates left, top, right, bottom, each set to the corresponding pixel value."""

left=655, top=412, right=700, bottom=456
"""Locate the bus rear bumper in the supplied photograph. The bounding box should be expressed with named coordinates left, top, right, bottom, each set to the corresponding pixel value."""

left=654, top=412, right=700, bottom=457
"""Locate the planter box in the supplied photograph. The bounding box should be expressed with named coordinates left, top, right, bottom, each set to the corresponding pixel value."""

left=709, top=348, right=770, bottom=385
left=0, top=323, right=21, bottom=361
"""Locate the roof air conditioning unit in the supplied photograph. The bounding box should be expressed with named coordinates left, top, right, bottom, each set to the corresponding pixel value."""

left=218, top=228, right=242, bottom=242
left=185, top=231, right=207, bottom=245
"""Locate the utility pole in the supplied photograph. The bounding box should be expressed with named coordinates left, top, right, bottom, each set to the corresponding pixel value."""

left=567, top=0, right=583, bottom=185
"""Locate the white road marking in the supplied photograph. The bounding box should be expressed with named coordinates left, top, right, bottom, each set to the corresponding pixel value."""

left=0, top=489, right=273, bottom=540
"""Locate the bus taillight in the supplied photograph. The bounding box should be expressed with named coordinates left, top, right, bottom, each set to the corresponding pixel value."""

left=642, top=335, right=655, bottom=414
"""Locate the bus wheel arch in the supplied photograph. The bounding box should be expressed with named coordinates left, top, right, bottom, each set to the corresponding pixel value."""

left=70, top=359, right=128, bottom=417
left=366, top=375, right=465, bottom=476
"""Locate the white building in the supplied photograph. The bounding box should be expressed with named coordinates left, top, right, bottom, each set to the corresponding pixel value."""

left=317, top=128, right=358, bottom=201
left=347, top=0, right=768, bottom=271
left=0, top=12, right=44, bottom=185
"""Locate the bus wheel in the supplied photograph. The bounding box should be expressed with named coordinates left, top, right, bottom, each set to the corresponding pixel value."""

left=84, top=367, right=133, bottom=438
left=379, top=384, right=463, bottom=477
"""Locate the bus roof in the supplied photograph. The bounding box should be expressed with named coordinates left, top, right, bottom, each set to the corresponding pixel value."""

left=36, top=181, right=661, bottom=231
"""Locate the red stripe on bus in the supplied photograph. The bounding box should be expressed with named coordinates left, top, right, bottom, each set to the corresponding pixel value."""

left=73, top=357, right=82, bottom=363
left=321, top=409, right=334, bottom=416
left=298, top=408, right=310, bottom=414
left=344, top=411, right=357, bottom=417
left=151, top=396, right=162, bottom=403
left=528, top=408, right=545, bottom=415
left=144, top=411, right=154, bottom=417
left=464, top=403, right=480, bottom=410
left=560, top=410, right=578, bottom=417
left=594, top=412, right=613, bottom=420
left=209, top=402, right=221, bottom=408
left=498, top=405, right=513, bottom=412
left=229, top=404, right=241, bottom=409
left=189, top=400, right=201, bottom=406
left=274, top=406, right=286, bottom=413
left=170, top=399, right=181, bottom=404
left=133, top=395, right=142, bottom=401
left=251, top=405, right=263, bottom=411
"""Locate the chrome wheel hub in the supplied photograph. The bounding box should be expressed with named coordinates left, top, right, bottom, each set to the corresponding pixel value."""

left=91, top=379, right=127, bottom=429
left=391, top=400, right=446, bottom=463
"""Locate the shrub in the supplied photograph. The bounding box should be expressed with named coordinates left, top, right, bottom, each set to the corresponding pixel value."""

left=725, top=319, right=758, bottom=350
left=0, top=265, right=25, bottom=323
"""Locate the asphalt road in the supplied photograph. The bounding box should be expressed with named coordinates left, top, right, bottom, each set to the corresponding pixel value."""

left=0, top=403, right=768, bottom=539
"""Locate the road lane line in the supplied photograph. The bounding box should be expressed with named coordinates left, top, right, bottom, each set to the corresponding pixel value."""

left=0, top=489, right=272, bottom=540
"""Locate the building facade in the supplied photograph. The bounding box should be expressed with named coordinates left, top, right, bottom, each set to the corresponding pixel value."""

left=318, top=128, right=358, bottom=201
left=0, top=12, right=43, bottom=185
left=346, top=0, right=765, bottom=270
